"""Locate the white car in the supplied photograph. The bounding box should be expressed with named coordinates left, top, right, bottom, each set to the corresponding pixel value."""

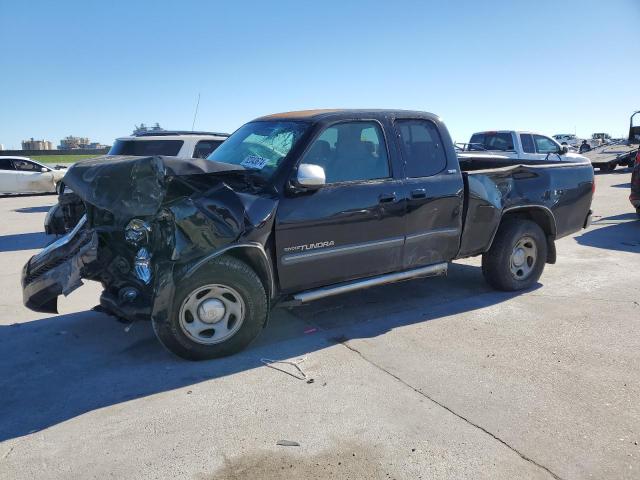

left=553, top=134, right=583, bottom=147
left=0, top=156, right=67, bottom=194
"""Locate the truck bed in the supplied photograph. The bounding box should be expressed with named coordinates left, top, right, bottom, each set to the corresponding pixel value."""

left=455, top=158, right=594, bottom=259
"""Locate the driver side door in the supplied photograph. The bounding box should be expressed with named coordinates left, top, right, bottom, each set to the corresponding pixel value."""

left=12, top=159, right=54, bottom=193
left=13, top=159, right=55, bottom=193
left=532, top=135, right=563, bottom=161
left=275, top=120, right=405, bottom=293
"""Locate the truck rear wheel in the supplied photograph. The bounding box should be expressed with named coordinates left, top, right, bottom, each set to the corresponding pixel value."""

left=482, top=219, right=547, bottom=291
left=152, top=256, right=267, bottom=360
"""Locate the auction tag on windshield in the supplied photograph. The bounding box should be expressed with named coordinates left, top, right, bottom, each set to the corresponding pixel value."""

left=241, top=155, right=269, bottom=170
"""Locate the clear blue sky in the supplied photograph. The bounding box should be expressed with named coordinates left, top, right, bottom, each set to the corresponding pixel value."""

left=1, top=0, right=639, bottom=149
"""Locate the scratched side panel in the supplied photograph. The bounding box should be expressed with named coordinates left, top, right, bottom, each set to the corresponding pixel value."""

left=274, top=180, right=406, bottom=293
left=457, top=164, right=594, bottom=258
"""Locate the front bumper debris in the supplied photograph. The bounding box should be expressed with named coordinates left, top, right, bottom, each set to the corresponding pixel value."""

left=22, top=216, right=98, bottom=313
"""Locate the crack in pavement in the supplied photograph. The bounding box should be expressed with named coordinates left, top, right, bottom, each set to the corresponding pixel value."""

left=336, top=338, right=565, bottom=480
left=2, top=446, right=15, bottom=460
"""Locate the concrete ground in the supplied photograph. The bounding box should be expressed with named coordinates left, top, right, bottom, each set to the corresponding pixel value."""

left=0, top=170, right=638, bottom=479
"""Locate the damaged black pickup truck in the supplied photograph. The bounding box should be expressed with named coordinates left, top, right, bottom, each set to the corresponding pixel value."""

left=22, top=110, right=594, bottom=360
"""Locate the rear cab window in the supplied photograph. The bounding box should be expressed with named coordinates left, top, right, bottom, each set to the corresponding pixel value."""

left=469, top=132, right=515, bottom=151
left=396, top=119, right=447, bottom=177
left=108, top=140, right=184, bottom=156
left=520, top=134, right=535, bottom=153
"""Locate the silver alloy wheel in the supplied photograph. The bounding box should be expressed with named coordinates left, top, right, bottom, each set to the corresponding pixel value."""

left=178, top=284, right=245, bottom=345
left=510, top=236, right=537, bottom=280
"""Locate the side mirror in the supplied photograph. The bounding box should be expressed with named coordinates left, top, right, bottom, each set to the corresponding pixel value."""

left=296, top=163, right=326, bottom=189
left=560, top=145, right=569, bottom=155
left=40, top=167, right=48, bottom=172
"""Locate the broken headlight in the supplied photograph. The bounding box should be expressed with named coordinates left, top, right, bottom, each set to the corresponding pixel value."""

left=125, top=218, right=151, bottom=245
left=134, top=247, right=152, bottom=285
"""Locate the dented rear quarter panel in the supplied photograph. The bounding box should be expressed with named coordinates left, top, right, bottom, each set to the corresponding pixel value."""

left=457, top=163, right=594, bottom=258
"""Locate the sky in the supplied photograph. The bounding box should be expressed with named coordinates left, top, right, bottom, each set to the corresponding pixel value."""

left=1, top=0, right=639, bottom=149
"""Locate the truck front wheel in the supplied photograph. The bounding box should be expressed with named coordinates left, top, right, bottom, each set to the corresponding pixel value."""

left=482, top=219, right=547, bottom=291
left=153, top=256, right=268, bottom=360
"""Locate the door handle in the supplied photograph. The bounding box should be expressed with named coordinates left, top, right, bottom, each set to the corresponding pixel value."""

left=410, top=188, right=427, bottom=199
left=378, top=192, right=397, bottom=203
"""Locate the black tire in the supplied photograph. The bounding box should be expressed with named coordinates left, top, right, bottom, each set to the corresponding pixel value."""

left=600, top=163, right=615, bottom=172
left=152, top=256, right=267, bottom=360
left=482, top=219, right=548, bottom=291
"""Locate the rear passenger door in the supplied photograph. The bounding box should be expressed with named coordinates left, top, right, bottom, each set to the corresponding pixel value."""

left=275, top=120, right=405, bottom=292
left=394, top=119, right=464, bottom=268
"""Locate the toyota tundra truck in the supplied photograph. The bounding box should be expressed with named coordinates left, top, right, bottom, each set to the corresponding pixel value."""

left=22, top=110, right=594, bottom=360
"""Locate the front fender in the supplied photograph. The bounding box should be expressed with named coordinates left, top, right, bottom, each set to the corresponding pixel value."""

left=183, top=243, right=275, bottom=299
left=149, top=244, right=275, bottom=329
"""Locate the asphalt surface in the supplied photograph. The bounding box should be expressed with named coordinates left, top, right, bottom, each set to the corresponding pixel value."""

left=0, top=170, right=639, bottom=479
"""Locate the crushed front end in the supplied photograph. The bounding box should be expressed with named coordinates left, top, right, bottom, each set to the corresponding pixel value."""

left=22, top=216, right=98, bottom=313
left=22, top=204, right=172, bottom=320
left=22, top=155, right=276, bottom=325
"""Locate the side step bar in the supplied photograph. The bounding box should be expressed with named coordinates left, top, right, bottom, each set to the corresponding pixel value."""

left=290, top=262, right=448, bottom=304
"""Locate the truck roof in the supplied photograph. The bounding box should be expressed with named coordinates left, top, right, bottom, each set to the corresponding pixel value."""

left=133, top=130, right=229, bottom=137
left=472, top=130, right=548, bottom=136
left=255, top=109, right=441, bottom=122
left=115, top=131, right=230, bottom=141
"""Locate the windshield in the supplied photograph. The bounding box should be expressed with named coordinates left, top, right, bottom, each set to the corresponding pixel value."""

left=469, top=132, right=515, bottom=151
left=108, top=139, right=184, bottom=156
left=207, top=121, right=309, bottom=178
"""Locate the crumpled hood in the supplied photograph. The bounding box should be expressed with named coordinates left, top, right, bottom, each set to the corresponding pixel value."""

left=62, top=155, right=246, bottom=221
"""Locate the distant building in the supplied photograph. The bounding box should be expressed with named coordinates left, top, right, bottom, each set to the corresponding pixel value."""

left=0, top=144, right=4, bottom=151
left=22, top=138, right=53, bottom=150
left=86, top=142, right=110, bottom=150
left=58, top=135, right=90, bottom=150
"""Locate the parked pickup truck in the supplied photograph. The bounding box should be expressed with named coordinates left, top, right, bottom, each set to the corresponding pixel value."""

left=22, top=110, right=594, bottom=360
left=461, top=130, right=591, bottom=165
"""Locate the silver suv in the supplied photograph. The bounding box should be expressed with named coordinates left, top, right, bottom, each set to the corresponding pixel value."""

left=108, top=131, right=229, bottom=158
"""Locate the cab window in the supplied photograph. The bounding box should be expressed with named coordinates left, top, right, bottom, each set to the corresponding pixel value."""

left=303, top=121, right=390, bottom=183
left=193, top=140, right=223, bottom=159
left=0, top=158, right=15, bottom=170
left=14, top=160, right=41, bottom=171
left=533, top=135, right=559, bottom=154
left=520, top=134, right=535, bottom=153
left=469, top=132, right=514, bottom=151
left=396, top=119, right=447, bottom=177
left=108, top=140, right=184, bottom=156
